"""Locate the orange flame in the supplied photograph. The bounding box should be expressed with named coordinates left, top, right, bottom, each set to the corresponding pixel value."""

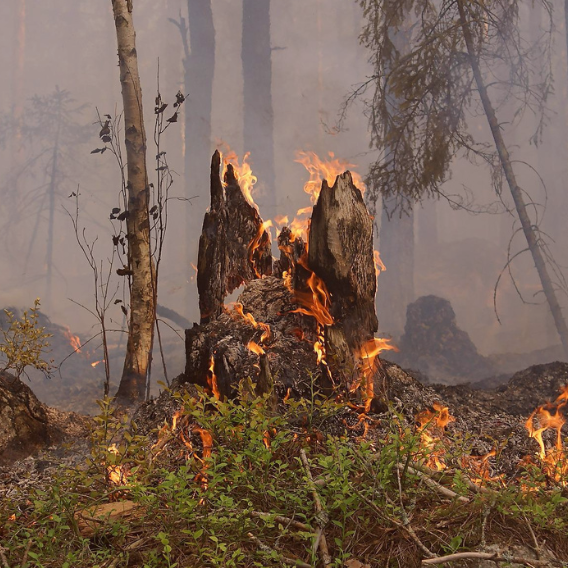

left=374, top=250, right=386, bottom=278
left=231, top=303, right=272, bottom=343
left=291, top=267, right=334, bottom=327
left=248, top=220, right=272, bottom=278
left=247, top=341, right=265, bottom=356
left=64, top=326, right=82, bottom=353
left=207, top=355, right=221, bottom=399
left=295, top=150, right=366, bottom=204
left=91, top=359, right=104, bottom=368
left=526, top=385, right=568, bottom=483
left=416, top=403, right=454, bottom=471
left=106, top=443, right=129, bottom=486
left=352, top=337, right=398, bottom=411
left=221, top=150, right=258, bottom=208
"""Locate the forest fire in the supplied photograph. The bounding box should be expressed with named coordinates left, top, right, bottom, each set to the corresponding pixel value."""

left=525, top=386, right=568, bottom=484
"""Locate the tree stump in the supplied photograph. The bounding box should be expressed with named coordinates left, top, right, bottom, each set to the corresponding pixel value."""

left=187, top=160, right=389, bottom=407
left=307, top=172, right=383, bottom=398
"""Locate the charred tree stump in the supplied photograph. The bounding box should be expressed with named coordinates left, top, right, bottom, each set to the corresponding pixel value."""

left=307, top=172, right=382, bottom=399
left=197, top=151, right=272, bottom=323
left=186, top=162, right=387, bottom=408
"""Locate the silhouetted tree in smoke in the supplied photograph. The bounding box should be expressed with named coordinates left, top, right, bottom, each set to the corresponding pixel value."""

left=170, top=1, right=215, bottom=317
left=242, top=0, right=276, bottom=212
left=354, top=0, right=568, bottom=357
left=0, top=87, right=91, bottom=310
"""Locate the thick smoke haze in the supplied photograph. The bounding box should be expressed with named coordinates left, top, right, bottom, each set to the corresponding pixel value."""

left=0, top=0, right=566, bottom=402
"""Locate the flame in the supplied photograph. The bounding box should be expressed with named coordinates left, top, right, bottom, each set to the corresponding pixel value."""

left=461, top=449, right=503, bottom=486
left=91, top=359, right=104, bottom=368
left=106, top=443, right=129, bottom=487
left=374, top=250, right=386, bottom=278
left=247, top=341, right=265, bottom=356
left=231, top=304, right=272, bottom=343
left=63, top=326, right=82, bottom=353
left=352, top=337, right=398, bottom=411
left=295, top=150, right=366, bottom=204
left=525, top=385, right=568, bottom=483
left=207, top=355, right=221, bottom=399
left=248, top=220, right=272, bottom=278
left=273, top=214, right=289, bottom=226
left=291, top=258, right=333, bottom=328
left=416, top=403, right=454, bottom=471
left=190, top=262, right=198, bottom=282
left=221, top=149, right=257, bottom=208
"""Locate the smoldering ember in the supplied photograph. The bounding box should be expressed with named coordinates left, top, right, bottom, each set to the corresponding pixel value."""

left=2, top=1, right=568, bottom=567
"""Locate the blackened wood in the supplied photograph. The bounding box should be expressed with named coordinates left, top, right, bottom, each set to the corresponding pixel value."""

left=197, top=151, right=272, bottom=324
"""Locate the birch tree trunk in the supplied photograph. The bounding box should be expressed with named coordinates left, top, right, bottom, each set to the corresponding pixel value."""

left=111, top=0, right=156, bottom=405
left=457, top=0, right=568, bottom=359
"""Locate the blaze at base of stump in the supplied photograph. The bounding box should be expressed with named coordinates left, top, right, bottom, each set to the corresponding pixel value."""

left=176, top=150, right=393, bottom=409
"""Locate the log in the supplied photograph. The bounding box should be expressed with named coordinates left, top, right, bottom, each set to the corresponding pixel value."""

left=197, top=151, right=272, bottom=323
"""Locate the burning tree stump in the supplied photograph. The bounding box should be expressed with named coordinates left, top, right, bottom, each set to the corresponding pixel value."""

left=197, top=150, right=272, bottom=324
left=184, top=152, right=391, bottom=408
left=307, top=172, right=385, bottom=400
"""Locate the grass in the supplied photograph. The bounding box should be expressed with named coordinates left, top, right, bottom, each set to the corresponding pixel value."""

left=1, top=387, right=568, bottom=568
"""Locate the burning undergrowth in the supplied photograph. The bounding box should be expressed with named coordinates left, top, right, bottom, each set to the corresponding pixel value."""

left=3, top=150, right=568, bottom=567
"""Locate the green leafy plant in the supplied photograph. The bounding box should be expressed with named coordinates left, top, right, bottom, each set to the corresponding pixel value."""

left=0, top=298, right=53, bottom=379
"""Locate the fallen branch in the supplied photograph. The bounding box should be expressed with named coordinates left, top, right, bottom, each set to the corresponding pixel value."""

left=247, top=532, right=311, bottom=568
left=250, top=511, right=313, bottom=532
left=421, top=551, right=560, bottom=566
left=300, top=449, right=332, bottom=567
left=397, top=464, right=469, bottom=504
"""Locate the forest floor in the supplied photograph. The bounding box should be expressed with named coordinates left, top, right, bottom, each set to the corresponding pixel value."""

left=1, top=361, right=568, bottom=567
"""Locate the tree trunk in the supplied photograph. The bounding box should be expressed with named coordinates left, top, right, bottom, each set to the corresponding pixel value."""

left=45, top=92, right=62, bottom=312
left=457, top=0, right=568, bottom=359
left=10, top=0, right=26, bottom=191
left=376, top=197, right=415, bottom=339
left=242, top=0, right=276, bottom=212
left=184, top=0, right=215, bottom=319
left=111, top=0, right=156, bottom=406
left=375, top=24, right=415, bottom=341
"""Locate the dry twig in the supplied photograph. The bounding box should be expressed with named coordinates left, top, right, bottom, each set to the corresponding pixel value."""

left=421, top=551, right=560, bottom=566
left=397, top=464, right=469, bottom=504
left=300, top=448, right=332, bottom=566
left=247, top=532, right=311, bottom=568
